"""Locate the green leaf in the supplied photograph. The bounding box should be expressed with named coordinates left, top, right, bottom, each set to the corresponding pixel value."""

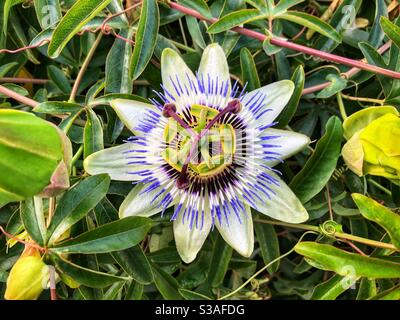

left=295, top=242, right=400, bottom=279
left=111, top=245, right=154, bottom=285
left=48, top=0, right=112, bottom=58
left=310, top=274, right=354, bottom=300
left=52, top=216, right=152, bottom=254
left=272, top=0, right=305, bottom=16
left=89, top=93, right=148, bottom=107
left=0, top=83, right=29, bottom=98
left=105, top=27, right=134, bottom=94
left=84, top=109, right=104, bottom=158
left=207, top=9, right=264, bottom=34
left=0, top=110, right=64, bottom=207
left=352, top=193, right=400, bottom=249
left=3, top=0, right=23, bottom=35
left=277, top=11, right=341, bottom=43
left=276, top=65, right=304, bottom=128
left=185, top=15, right=207, bottom=50
left=368, top=0, right=388, bottom=47
left=369, top=284, right=400, bottom=300
left=34, top=102, right=81, bottom=114
left=290, top=116, right=343, bottom=203
left=8, top=12, right=40, bottom=64
left=262, top=37, right=282, bottom=56
left=107, top=0, right=129, bottom=27
left=316, top=74, right=347, bottom=99
left=51, top=254, right=127, bottom=288
left=313, top=0, right=362, bottom=54
left=356, top=278, right=377, bottom=300
left=177, top=0, right=212, bottom=19
left=358, top=42, right=392, bottom=96
left=152, top=263, right=182, bottom=300
left=380, top=16, right=400, bottom=49
left=47, top=65, right=72, bottom=94
left=254, top=223, right=280, bottom=273
left=129, top=0, right=160, bottom=80
left=34, top=0, right=62, bottom=29
left=240, top=47, right=260, bottom=91
left=125, top=281, right=144, bottom=300
left=46, top=174, right=110, bottom=245
left=179, top=289, right=211, bottom=300
left=20, top=197, right=46, bottom=247
left=0, top=62, right=18, bottom=78
left=207, top=234, right=233, bottom=287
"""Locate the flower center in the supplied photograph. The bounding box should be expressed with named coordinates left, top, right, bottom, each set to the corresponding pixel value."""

left=162, top=103, right=240, bottom=184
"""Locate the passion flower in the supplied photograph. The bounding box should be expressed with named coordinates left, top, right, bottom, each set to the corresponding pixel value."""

left=84, top=44, right=310, bottom=263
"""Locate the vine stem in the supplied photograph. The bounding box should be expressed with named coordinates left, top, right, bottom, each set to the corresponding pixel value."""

left=341, top=93, right=385, bottom=105
left=219, top=231, right=317, bottom=300
left=0, top=84, right=39, bottom=108
left=254, top=219, right=398, bottom=251
left=0, top=77, right=49, bottom=84
left=336, top=92, right=348, bottom=120
left=69, top=32, right=103, bottom=103
left=169, top=2, right=400, bottom=80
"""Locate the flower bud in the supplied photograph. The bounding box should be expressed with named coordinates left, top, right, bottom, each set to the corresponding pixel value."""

left=5, top=247, right=49, bottom=300
left=342, top=106, right=400, bottom=182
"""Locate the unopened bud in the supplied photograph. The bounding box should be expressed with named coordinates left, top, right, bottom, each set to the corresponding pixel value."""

left=5, top=248, right=49, bottom=300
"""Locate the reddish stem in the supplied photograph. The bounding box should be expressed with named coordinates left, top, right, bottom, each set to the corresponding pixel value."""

left=0, top=226, right=46, bottom=253
left=0, top=84, right=39, bottom=108
left=0, top=77, right=49, bottom=84
left=302, top=41, right=392, bottom=95
left=169, top=2, right=400, bottom=80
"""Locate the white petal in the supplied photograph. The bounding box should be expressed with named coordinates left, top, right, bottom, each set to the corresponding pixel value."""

left=161, top=48, right=198, bottom=110
left=198, top=43, right=231, bottom=100
left=173, top=212, right=212, bottom=263
left=110, top=99, right=161, bottom=135
left=242, top=80, right=294, bottom=126
left=84, top=143, right=147, bottom=181
left=252, top=172, right=309, bottom=223
left=259, top=129, right=310, bottom=167
left=215, top=204, right=254, bottom=257
left=119, top=183, right=175, bottom=218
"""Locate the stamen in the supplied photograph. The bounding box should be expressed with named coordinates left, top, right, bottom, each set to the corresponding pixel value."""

left=175, top=99, right=242, bottom=190
left=203, top=99, right=242, bottom=132
left=162, top=103, right=196, bottom=137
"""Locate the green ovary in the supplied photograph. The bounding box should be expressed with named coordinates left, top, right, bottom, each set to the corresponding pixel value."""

left=161, top=104, right=236, bottom=177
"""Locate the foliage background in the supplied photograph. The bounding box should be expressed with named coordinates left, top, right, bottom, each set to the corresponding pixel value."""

left=0, top=0, right=400, bottom=300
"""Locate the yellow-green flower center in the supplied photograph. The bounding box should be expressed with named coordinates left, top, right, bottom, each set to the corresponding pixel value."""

left=162, top=104, right=236, bottom=178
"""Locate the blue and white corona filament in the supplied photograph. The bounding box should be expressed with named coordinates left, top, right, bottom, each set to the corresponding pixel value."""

left=84, top=44, right=310, bottom=263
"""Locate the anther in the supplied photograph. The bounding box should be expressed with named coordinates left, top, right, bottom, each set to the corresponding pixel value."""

left=162, top=103, right=177, bottom=118
left=176, top=164, right=190, bottom=190
left=176, top=175, right=190, bottom=190
left=225, top=99, right=242, bottom=114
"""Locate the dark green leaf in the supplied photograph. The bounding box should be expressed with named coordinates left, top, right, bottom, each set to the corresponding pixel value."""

left=240, top=47, right=260, bottom=91
left=129, top=0, right=160, bottom=80
left=84, top=109, right=104, bottom=158
left=52, top=254, right=127, bottom=288
left=290, top=116, right=343, bottom=203
left=207, top=234, right=233, bottom=287
left=207, top=9, right=264, bottom=34
left=111, top=245, right=154, bottom=284
left=48, top=0, right=112, bottom=58
left=52, top=216, right=152, bottom=254
left=46, top=174, right=110, bottom=245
